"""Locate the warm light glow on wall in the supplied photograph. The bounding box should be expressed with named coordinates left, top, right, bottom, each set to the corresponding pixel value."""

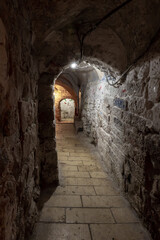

left=54, top=91, right=60, bottom=97
left=54, top=84, right=78, bottom=122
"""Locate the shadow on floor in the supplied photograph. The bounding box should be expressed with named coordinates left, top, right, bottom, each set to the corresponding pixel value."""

left=37, top=183, right=58, bottom=211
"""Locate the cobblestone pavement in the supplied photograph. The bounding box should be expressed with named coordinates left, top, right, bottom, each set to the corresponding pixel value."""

left=31, top=124, right=151, bottom=240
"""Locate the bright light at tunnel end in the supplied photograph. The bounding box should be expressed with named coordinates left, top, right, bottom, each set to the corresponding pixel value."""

left=70, top=62, right=78, bottom=69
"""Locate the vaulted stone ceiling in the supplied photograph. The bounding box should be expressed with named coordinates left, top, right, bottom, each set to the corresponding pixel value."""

left=30, top=0, right=160, bottom=74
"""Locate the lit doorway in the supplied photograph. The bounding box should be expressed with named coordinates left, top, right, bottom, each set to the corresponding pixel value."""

left=60, top=98, right=75, bottom=123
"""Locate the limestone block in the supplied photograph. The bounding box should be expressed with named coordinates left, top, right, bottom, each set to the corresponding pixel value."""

left=90, top=223, right=150, bottom=240
left=128, top=97, right=146, bottom=115
left=144, top=134, right=160, bottom=168
left=66, top=208, right=115, bottom=223
left=112, top=106, right=123, bottom=119
left=149, top=55, right=160, bottom=79
left=148, top=78, right=160, bottom=102
left=32, top=223, right=91, bottom=240
left=126, top=69, right=137, bottom=82
left=124, top=128, right=143, bottom=148
left=137, top=61, right=149, bottom=81
left=129, top=160, right=144, bottom=183
left=113, top=116, right=124, bottom=131
left=130, top=114, right=146, bottom=133
left=152, top=104, right=160, bottom=132
left=23, top=124, right=37, bottom=158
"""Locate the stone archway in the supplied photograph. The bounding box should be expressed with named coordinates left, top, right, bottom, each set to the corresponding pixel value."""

left=60, top=98, right=75, bottom=122
left=54, top=82, right=78, bottom=122
left=38, top=71, right=79, bottom=186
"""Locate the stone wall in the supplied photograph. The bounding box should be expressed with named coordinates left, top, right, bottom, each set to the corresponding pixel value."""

left=0, top=2, right=39, bottom=240
left=38, top=73, right=58, bottom=186
left=81, top=38, right=160, bottom=240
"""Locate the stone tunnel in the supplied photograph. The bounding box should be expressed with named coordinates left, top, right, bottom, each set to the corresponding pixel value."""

left=0, top=0, right=160, bottom=240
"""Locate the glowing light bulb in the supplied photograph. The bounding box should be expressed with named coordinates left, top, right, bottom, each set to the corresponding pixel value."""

left=70, top=62, right=77, bottom=69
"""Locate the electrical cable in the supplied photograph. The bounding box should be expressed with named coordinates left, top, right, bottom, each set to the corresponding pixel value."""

left=76, top=0, right=133, bottom=60
left=104, top=25, right=160, bottom=87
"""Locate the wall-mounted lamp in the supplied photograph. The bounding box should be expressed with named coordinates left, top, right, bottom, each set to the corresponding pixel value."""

left=70, top=62, right=78, bottom=69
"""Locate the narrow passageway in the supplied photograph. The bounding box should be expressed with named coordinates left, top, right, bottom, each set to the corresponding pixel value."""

left=31, top=124, right=151, bottom=240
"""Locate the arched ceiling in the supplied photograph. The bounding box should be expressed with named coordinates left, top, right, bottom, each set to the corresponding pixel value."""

left=55, top=81, right=77, bottom=100
left=29, top=0, right=160, bottom=76
left=56, top=64, right=102, bottom=95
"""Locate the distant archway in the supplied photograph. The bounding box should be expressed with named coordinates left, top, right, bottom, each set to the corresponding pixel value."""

left=54, top=83, right=78, bottom=122
left=60, top=98, right=75, bottom=123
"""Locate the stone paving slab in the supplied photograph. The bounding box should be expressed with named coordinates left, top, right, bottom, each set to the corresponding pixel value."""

left=68, top=156, right=93, bottom=161
left=90, top=172, right=107, bottom=178
left=31, top=124, right=151, bottom=240
left=82, top=196, right=129, bottom=208
left=59, top=160, right=83, bottom=165
left=82, top=160, right=98, bottom=166
left=111, top=207, right=140, bottom=223
left=54, top=186, right=96, bottom=195
left=78, top=165, right=102, bottom=172
left=94, top=186, right=120, bottom=196
left=61, top=148, right=75, bottom=152
left=59, top=165, right=78, bottom=171
left=58, top=152, right=70, bottom=156
left=31, top=223, right=91, bottom=240
left=69, top=152, right=92, bottom=157
left=44, top=195, right=82, bottom=207
left=58, top=156, right=68, bottom=161
left=64, top=177, right=109, bottom=186
left=39, top=207, right=65, bottom=223
left=66, top=208, right=115, bottom=223
left=90, top=223, right=151, bottom=240
left=62, top=171, right=90, bottom=178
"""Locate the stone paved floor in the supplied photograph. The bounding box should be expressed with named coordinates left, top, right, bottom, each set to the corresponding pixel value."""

left=31, top=124, right=151, bottom=240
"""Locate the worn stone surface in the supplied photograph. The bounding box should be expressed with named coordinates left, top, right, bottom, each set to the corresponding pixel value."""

left=90, top=223, right=151, bottom=240
left=38, top=73, right=58, bottom=186
left=31, top=124, right=151, bottom=240
left=66, top=208, right=115, bottom=223
left=0, top=2, right=39, bottom=240
left=31, top=223, right=91, bottom=240
left=0, top=1, right=160, bottom=240
left=39, top=208, right=65, bottom=223
left=81, top=37, right=160, bottom=239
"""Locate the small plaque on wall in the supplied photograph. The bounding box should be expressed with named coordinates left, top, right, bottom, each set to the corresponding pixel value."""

left=114, top=98, right=127, bottom=110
